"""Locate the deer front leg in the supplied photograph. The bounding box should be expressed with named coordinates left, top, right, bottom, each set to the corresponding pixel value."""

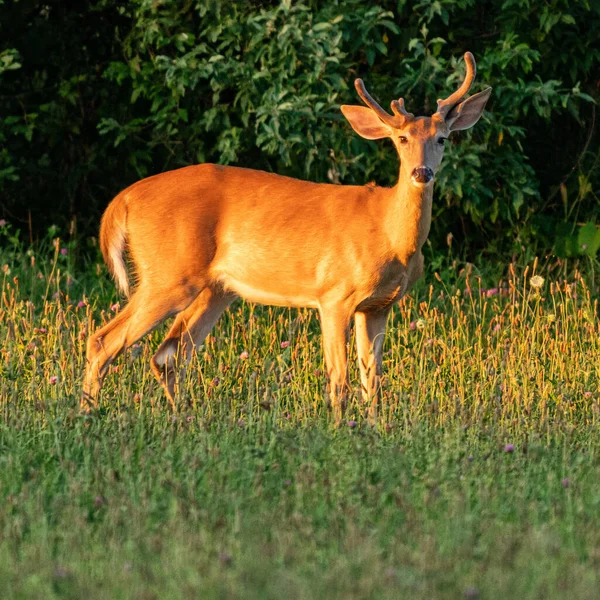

left=354, top=308, right=390, bottom=422
left=319, top=307, right=351, bottom=424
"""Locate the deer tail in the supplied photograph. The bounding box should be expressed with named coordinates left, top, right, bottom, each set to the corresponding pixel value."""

left=99, top=192, right=130, bottom=297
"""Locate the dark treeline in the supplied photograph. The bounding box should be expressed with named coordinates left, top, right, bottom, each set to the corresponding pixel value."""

left=0, top=0, right=598, bottom=256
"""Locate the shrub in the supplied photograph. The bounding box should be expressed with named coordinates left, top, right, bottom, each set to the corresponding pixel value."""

left=0, top=0, right=598, bottom=256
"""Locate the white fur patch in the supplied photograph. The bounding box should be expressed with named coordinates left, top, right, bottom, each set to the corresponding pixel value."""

left=153, top=344, right=178, bottom=369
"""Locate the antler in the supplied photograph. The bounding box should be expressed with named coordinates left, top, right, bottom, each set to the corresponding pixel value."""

left=435, top=52, right=476, bottom=118
left=354, top=79, right=411, bottom=127
left=391, top=98, right=414, bottom=119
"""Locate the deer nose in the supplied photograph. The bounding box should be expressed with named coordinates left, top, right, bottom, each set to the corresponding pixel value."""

left=411, top=167, right=434, bottom=184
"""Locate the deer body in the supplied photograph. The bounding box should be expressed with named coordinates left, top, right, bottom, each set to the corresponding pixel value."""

left=83, top=52, right=490, bottom=421
left=110, top=164, right=427, bottom=307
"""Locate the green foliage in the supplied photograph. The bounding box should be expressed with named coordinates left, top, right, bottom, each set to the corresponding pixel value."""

left=0, top=0, right=598, bottom=255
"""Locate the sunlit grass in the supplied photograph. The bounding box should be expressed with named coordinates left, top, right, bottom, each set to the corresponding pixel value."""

left=0, top=231, right=599, bottom=598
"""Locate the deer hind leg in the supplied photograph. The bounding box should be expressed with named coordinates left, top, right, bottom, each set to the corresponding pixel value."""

left=151, top=287, right=235, bottom=406
left=354, top=308, right=390, bottom=422
left=319, top=306, right=352, bottom=424
left=81, top=286, right=199, bottom=411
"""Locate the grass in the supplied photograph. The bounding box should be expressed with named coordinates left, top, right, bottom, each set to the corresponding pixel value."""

left=0, top=228, right=599, bottom=599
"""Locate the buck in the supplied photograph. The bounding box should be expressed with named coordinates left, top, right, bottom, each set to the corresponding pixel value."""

left=82, top=52, right=491, bottom=420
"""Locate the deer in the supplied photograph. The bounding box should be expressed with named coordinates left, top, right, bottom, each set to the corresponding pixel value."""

left=82, top=52, right=491, bottom=422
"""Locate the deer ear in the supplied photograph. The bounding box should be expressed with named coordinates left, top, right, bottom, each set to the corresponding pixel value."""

left=340, top=105, right=393, bottom=140
left=446, top=87, right=492, bottom=132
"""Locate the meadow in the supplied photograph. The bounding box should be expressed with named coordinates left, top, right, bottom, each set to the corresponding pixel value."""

left=0, top=228, right=599, bottom=599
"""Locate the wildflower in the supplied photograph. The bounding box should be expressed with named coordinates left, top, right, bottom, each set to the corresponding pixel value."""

left=2, top=264, right=10, bottom=275
left=280, top=340, right=290, bottom=349
left=130, top=343, right=143, bottom=359
left=348, top=420, right=358, bottom=428
left=237, top=418, right=245, bottom=427
left=503, top=443, right=515, bottom=453
left=546, top=313, right=556, bottom=323
left=0, top=219, right=6, bottom=226
left=530, top=275, right=545, bottom=289
left=409, top=321, right=416, bottom=331
left=584, top=391, right=592, bottom=399
left=53, top=566, right=69, bottom=579
left=239, top=350, right=249, bottom=360
left=34, top=327, right=47, bottom=334
left=111, top=303, right=119, bottom=312
left=60, top=248, right=68, bottom=256
left=77, top=300, right=85, bottom=308
left=49, top=375, right=58, bottom=384
left=486, top=288, right=498, bottom=297
left=211, top=377, right=220, bottom=387
left=416, top=319, right=426, bottom=330
left=493, top=323, right=501, bottom=332
left=561, top=478, right=570, bottom=488
left=464, top=586, right=480, bottom=600
left=186, top=415, right=194, bottom=423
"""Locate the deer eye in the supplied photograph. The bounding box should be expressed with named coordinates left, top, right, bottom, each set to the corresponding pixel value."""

left=398, top=136, right=408, bottom=145
left=438, top=137, right=447, bottom=145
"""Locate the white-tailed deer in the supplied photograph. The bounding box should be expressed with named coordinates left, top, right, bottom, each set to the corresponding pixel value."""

left=83, top=52, right=491, bottom=421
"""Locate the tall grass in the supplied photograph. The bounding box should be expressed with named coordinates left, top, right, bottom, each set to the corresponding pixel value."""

left=0, top=226, right=599, bottom=598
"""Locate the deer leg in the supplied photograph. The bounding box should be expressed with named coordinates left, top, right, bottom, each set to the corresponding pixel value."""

left=354, top=308, right=390, bottom=422
left=319, top=307, right=351, bottom=423
left=81, top=287, right=198, bottom=411
left=151, top=287, right=235, bottom=406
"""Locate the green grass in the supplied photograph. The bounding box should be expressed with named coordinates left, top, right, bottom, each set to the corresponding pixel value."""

left=0, top=232, right=599, bottom=599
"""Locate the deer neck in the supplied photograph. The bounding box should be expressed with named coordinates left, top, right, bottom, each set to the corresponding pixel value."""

left=386, top=166, right=433, bottom=262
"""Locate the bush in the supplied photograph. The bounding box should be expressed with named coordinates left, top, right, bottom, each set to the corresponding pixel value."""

left=0, top=0, right=598, bottom=256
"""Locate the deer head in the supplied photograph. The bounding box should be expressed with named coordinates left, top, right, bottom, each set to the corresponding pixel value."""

left=341, top=52, right=492, bottom=187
